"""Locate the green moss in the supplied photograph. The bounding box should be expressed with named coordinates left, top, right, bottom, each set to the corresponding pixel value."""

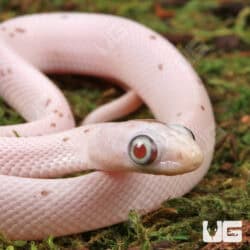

left=0, top=0, right=250, bottom=249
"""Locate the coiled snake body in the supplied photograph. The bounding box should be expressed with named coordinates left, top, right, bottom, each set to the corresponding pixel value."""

left=0, top=13, right=215, bottom=240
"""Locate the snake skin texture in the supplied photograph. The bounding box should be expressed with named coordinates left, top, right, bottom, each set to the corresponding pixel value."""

left=0, top=13, right=215, bottom=240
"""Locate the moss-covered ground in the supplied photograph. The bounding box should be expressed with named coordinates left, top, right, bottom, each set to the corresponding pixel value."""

left=0, top=0, right=250, bottom=249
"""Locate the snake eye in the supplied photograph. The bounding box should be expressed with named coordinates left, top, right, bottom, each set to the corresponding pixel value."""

left=129, top=135, right=157, bottom=165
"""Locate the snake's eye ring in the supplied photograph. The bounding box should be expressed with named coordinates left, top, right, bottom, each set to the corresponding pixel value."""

left=129, top=135, right=158, bottom=165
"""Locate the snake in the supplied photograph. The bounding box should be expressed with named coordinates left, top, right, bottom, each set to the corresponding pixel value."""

left=0, top=13, right=215, bottom=240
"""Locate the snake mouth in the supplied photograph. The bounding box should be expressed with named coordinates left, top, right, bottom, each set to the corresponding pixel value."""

left=156, top=160, right=201, bottom=175
left=132, top=160, right=195, bottom=176
left=130, top=154, right=203, bottom=176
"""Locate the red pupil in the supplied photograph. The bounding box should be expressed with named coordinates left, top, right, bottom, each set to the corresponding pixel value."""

left=133, top=143, right=147, bottom=159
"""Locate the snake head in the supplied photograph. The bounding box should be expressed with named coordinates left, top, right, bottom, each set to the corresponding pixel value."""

left=88, top=120, right=203, bottom=176
left=127, top=121, right=203, bottom=175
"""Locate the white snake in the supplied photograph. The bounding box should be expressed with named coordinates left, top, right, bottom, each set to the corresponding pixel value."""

left=0, top=13, right=215, bottom=240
